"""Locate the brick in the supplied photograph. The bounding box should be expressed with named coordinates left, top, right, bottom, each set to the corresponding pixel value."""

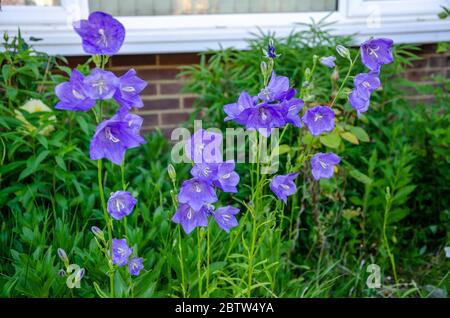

left=110, top=54, right=156, bottom=67
left=419, top=44, right=438, bottom=54
left=429, top=56, right=446, bottom=68
left=161, top=112, right=191, bottom=125
left=66, top=55, right=94, bottom=68
left=159, top=53, right=201, bottom=65
left=141, top=83, right=157, bottom=95
left=411, top=58, right=427, bottom=69
left=183, top=96, right=197, bottom=108
left=160, top=82, right=184, bottom=94
left=139, top=68, right=179, bottom=81
left=143, top=98, right=180, bottom=110
left=141, top=114, right=159, bottom=126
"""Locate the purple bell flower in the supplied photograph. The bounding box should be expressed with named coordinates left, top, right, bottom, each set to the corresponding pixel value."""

left=311, top=152, right=341, bottom=180
left=73, top=11, right=125, bottom=55
left=213, top=161, right=240, bottom=193
left=107, top=191, right=137, bottom=220
left=190, top=163, right=218, bottom=181
left=172, top=203, right=209, bottom=234
left=112, top=238, right=132, bottom=266
left=258, top=72, right=290, bottom=102
left=320, top=56, right=336, bottom=68
left=353, top=72, right=381, bottom=99
left=89, top=113, right=146, bottom=165
left=83, top=68, right=119, bottom=100
left=360, top=38, right=394, bottom=71
left=114, top=69, right=147, bottom=112
left=270, top=172, right=299, bottom=204
left=178, top=178, right=218, bottom=211
left=185, top=129, right=223, bottom=164
left=281, top=98, right=304, bottom=127
left=224, top=90, right=256, bottom=124
left=302, top=105, right=335, bottom=136
left=55, top=69, right=96, bottom=111
left=212, top=206, right=240, bottom=233
left=348, top=89, right=370, bottom=117
left=267, top=40, right=276, bottom=59
left=128, top=257, right=144, bottom=276
left=237, top=103, right=286, bottom=137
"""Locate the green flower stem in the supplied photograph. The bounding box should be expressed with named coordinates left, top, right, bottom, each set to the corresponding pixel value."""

left=120, top=160, right=128, bottom=240
left=197, top=229, right=203, bottom=297
left=97, top=159, right=115, bottom=297
left=383, top=187, right=399, bottom=290
left=178, top=226, right=187, bottom=297
left=206, top=224, right=211, bottom=297
left=329, top=51, right=360, bottom=108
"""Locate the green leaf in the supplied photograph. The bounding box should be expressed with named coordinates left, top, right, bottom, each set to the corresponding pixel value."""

left=6, top=87, right=18, bottom=100
left=55, top=155, right=67, bottom=171
left=350, top=126, right=370, bottom=142
left=93, top=282, right=110, bottom=298
left=349, top=168, right=373, bottom=185
left=319, top=132, right=341, bottom=149
left=341, top=132, right=359, bottom=145
left=2, top=64, right=12, bottom=82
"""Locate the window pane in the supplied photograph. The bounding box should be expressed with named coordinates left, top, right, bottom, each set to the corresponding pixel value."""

left=3, top=0, right=60, bottom=6
left=89, top=0, right=337, bottom=16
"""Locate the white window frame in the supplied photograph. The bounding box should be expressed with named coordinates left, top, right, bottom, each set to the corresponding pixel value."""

left=0, top=0, right=449, bottom=55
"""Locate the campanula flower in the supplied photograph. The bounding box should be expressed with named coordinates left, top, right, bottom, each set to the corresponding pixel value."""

left=172, top=203, right=209, bottom=234
left=84, top=68, right=119, bottom=100
left=258, top=72, right=290, bottom=102
left=107, top=191, right=137, bottom=220
left=112, top=238, right=132, bottom=266
left=311, top=153, right=341, bottom=180
left=320, top=56, right=336, bottom=68
left=57, top=248, right=69, bottom=263
left=353, top=72, right=381, bottom=99
left=360, top=38, right=394, bottom=71
left=302, top=105, right=335, bottom=136
left=224, top=90, right=256, bottom=123
left=55, top=69, right=96, bottom=111
left=212, top=206, right=240, bottom=233
left=281, top=98, right=304, bottom=127
left=178, top=178, right=218, bottom=211
left=114, top=69, right=147, bottom=112
left=73, top=11, right=125, bottom=55
left=348, top=89, right=370, bottom=117
left=185, top=129, right=223, bottom=164
left=89, top=113, right=146, bottom=165
left=270, top=172, right=299, bottom=204
left=213, top=161, right=240, bottom=193
left=267, top=40, right=276, bottom=59
left=237, top=103, right=286, bottom=137
left=128, top=257, right=144, bottom=276
left=190, top=163, right=218, bottom=181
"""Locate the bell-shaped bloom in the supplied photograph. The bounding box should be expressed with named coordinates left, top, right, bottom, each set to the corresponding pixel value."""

left=178, top=178, right=218, bottom=211
left=89, top=113, right=146, bottom=165
left=302, top=105, right=335, bottom=136
left=354, top=72, right=381, bottom=99
left=83, top=68, right=119, bottom=100
left=107, top=191, right=137, bottom=220
left=73, top=11, right=125, bottom=55
left=185, top=129, right=223, bottom=164
left=213, top=161, right=240, bottom=193
left=258, top=72, right=290, bottom=102
left=55, top=69, right=96, bottom=111
left=172, top=203, right=209, bottom=234
left=128, top=257, right=144, bottom=276
left=224, top=90, right=256, bottom=123
left=112, top=238, right=132, bottom=266
left=360, top=38, right=394, bottom=71
left=212, top=206, right=240, bottom=233
left=311, top=152, right=341, bottom=180
left=320, top=56, right=336, bottom=68
left=270, top=172, right=299, bottom=204
left=348, top=89, right=370, bottom=117
left=114, top=69, right=147, bottom=112
left=190, top=163, right=218, bottom=182
left=237, top=104, right=286, bottom=137
left=281, top=98, right=304, bottom=127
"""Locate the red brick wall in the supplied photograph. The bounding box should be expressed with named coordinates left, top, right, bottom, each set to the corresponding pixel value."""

left=67, top=44, right=449, bottom=134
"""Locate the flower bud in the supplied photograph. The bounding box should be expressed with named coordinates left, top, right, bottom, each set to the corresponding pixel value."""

left=260, top=61, right=268, bottom=75
left=336, top=45, right=351, bottom=60
left=3, top=32, right=9, bottom=42
left=91, top=226, right=105, bottom=241
left=58, top=269, right=66, bottom=277
left=331, top=69, right=340, bottom=81
left=57, top=248, right=69, bottom=263
left=304, top=67, right=311, bottom=80
left=168, top=164, right=176, bottom=182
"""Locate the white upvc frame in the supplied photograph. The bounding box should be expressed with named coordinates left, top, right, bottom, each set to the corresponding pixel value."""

left=0, top=0, right=449, bottom=55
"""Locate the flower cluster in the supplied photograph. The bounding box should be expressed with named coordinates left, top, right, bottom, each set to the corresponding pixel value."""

left=172, top=129, right=240, bottom=234
left=349, top=38, right=393, bottom=116
left=55, top=11, right=147, bottom=278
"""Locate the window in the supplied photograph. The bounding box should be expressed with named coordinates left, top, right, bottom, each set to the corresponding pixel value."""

left=0, top=0, right=449, bottom=55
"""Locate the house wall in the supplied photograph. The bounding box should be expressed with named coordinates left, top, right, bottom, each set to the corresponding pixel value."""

left=67, top=44, right=449, bottom=136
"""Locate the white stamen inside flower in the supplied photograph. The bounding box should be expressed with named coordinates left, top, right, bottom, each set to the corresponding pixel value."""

left=367, top=45, right=380, bottom=58
left=222, top=214, right=231, bottom=221
left=280, top=184, right=290, bottom=190
left=92, top=76, right=107, bottom=95
left=202, top=166, right=211, bottom=177
left=105, top=127, right=120, bottom=143
left=194, top=183, right=202, bottom=193
left=260, top=108, right=268, bottom=121
left=289, top=105, right=297, bottom=112
left=221, top=173, right=231, bottom=179
left=318, top=160, right=328, bottom=169
left=122, top=86, right=136, bottom=93
left=187, top=208, right=193, bottom=220
left=362, top=81, right=371, bottom=88
left=314, top=113, right=323, bottom=122
left=97, top=28, right=108, bottom=47
left=117, top=247, right=127, bottom=256
left=72, top=89, right=84, bottom=100
left=115, top=199, right=125, bottom=212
